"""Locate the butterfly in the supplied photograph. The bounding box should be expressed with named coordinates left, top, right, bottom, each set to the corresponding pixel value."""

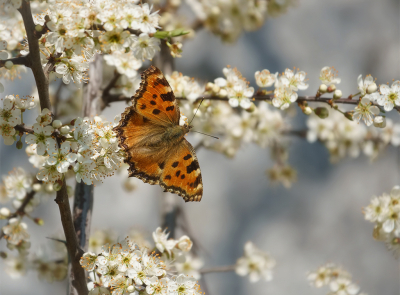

left=113, top=66, right=203, bottom=202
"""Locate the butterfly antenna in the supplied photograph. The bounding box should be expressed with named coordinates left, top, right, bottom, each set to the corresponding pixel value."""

left=189, top=98, right=204, bottom=125
left=191, top=130, right=219, bottom=139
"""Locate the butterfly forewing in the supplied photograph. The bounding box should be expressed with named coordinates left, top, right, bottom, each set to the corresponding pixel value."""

left=133, top=66, right=180, bottom=125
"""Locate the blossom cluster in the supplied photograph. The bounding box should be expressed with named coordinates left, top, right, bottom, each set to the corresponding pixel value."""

left=206, top=66, right=308, bottom=110
left=187, top=0, right=295, bottom=42
left=2, top=0, right=162, bottom=87
left=80, top=229, right=203, bottom=295
left=3, top=233, right=68, bottom=281
left=307, top=263, right=367, bottom=295
left=364, top=185, right=400, bottom=257
left=307, top=108, right=400, bottom=162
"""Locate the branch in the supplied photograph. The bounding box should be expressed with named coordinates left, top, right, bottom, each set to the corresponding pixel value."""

left=101, top=71, right=121, bottom=110
left=0, top=55, right=31, bottom=68
left=55, top=180, right=88, bottom=295
left=200, top=265, right=236, bottom=274
left=14, top=124, right=34, bottom=134
left=9, top=191, right=35, bottom=219
left=18, top=0, right=51, bottom=110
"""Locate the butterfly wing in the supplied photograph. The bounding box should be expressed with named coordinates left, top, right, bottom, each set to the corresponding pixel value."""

left=114, top=106, right=166, bottom=185
left=133, top=66, right=180, bottom=126
left=160, top=139, right=203, bottom=202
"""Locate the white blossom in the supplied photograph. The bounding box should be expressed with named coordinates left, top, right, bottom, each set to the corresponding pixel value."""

left=235, top=241, right=275, bottom=282
left=353, top=97, right=380, bottom=126
left=47, top=141, right=77, bottom=173
left=376, top=80, right=400, bottom=111
left=2, top=218, right=30, bottom=245
left=319, top=66, right=341, bottom=85
left=130, top=33, right=160, bottom=61
left=25, top=123, right=55, bottom=156
left=0, top=95, right=21, bottom=126
left=254, top=69, right=276, bottom=88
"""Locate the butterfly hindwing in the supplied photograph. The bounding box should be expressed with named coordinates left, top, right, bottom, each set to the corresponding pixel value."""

left=133, top=66, right=180, bottom=126
left=160, top=139, right=203, bottom=202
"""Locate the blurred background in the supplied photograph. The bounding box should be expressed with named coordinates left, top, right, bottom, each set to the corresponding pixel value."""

left=1, top=0, right=399, bottom=294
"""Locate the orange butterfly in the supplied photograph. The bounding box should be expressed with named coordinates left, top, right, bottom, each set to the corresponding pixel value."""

left=114, top=66, right=203, bottom=202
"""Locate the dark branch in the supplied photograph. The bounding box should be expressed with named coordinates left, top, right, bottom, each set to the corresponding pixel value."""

left=101, top=71, right=121, bottom=110
left=14, top=124, right=34, bottom=134
left=0, top=55, right=31, bottom=68
left=9, top=191, right=35, bottom=219
left=55, top=180, right=88, bottom=295
left=18, top=0, right=51, bottom=110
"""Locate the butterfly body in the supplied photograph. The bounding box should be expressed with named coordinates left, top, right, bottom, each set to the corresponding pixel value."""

left=114, top=66, right=203, bottom=202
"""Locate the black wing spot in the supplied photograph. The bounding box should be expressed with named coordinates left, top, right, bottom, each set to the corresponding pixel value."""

left=172, top=161, right=179, bottom=168
left=156, top=77, right=169, bottom=86
left=152, top=109, right=161, bottom=115
left=186, top=160, right=199, bottom=174
left=143, top=117, right=149, bottom=123
left=183, top=154, right=192, bottom=160
left=160, top=92, right=174, bottom=102
left=181, top=174, right=185, bottom=179
left=165, top=175, right=171, bottom=180
left=194, top=175, right=201, bottom=187
left=166, top=105, right=174, bottom=111
left=152, top=94, right=157, bottom=98
left=176, top=170, right=181, bottom=177
left=158, top=162, right=165, bottom=169
left=150, top=100, right=156, bottom=105
left=189, top=182, right=194, bottom=188
left=140, top=104, right=146, bottom=110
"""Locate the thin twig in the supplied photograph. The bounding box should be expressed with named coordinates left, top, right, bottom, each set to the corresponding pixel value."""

left=55, top=180, right=88, bottom=295
left=200, top=265, right=237, bottom=274
left=101, top=93, right=397, bottom=112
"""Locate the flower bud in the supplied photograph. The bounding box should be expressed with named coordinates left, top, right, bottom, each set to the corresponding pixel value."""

left=4, top=60, right=13, bottom=69
left=303, top=106, right=312, bottom=115
left=52, top=120, right=62, bottom=129
left=34, top=218, right=44, bottom=225
left=205, top=82, right=214, bottom=92
left=176, top=235, right=193, bottom=252
left=344, top=112, right=354, bottom=121
left=314, top=107, right=329, bottom=119
left=367, top=82, right=378, bottom=94
left=32, top=183, right=42, bottom=192
left=127, top=286, right=135, bottom=293
left=319, top=84, right=328, bottom=93
left=333, top=89, right=342, bottom=99
left=16, top=141, right=23, bottom=149
left=327, top=84, right=336, bottom=93
left=35, top=25, right=43, bottom=32
left=0, top=207, right=10, bottom=219
left=60, top=125, right=70, bottom=134
left=71, top=141, right=78, bottom=151
left=245, top=102, right=256, bottom=113
left=218, top=89, right=227, bottom=97
left=53, top=182, right=62, bottom=191
left=373, top=116, right=386, bottom=128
